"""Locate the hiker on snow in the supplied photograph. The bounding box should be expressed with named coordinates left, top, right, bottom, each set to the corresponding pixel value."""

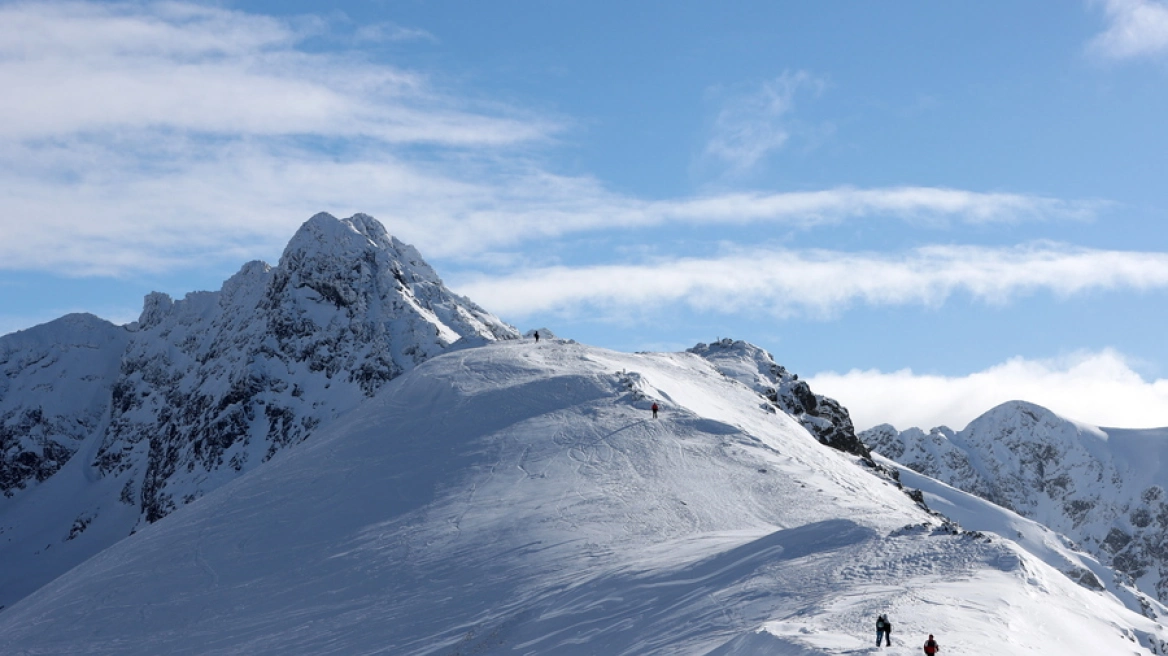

left=534, top=330, right=540, bottom=343
left=875, top=614, right=891, bottom=647
left=923, top=634, right=940, bottom=654
left=651, top=402, right=659, bottom=419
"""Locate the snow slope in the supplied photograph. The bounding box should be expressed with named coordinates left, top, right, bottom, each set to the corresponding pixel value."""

left=864, top=401, right=1168, bottom=605
left=2, top=340, right=1164, bottom=655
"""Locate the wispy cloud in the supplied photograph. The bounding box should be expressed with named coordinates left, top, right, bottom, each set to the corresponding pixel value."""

left=453, top=243, right=1168, bottom=319
left=703, top=71, right=826, bottom=174
left=1088, top=0, right=1168, bottom=60
left=353, top=184, right=1106, bottom=260
left=809, top=349, right=1168, bottom=431
left=354, top=22, right=437, bottom=44
left=0, top=2, right=1112, bottom=277
left=0, top=2, right=532, bottom=143
left=0, top=1, right=557, bottom=274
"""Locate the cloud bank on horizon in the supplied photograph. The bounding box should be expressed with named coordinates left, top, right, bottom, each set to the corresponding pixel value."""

left=2, top=0, right=1167, bottom=432
left=810, top=349, right=1168, bottom=432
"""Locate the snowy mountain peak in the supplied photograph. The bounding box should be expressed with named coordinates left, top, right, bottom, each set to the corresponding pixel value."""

left=864, top=400, right=1168, bottom=606
left=1, top=212, right=520, bottom=608
left=282, top=212, right=392, bottom=274
left=93, top=213, right=519, bottom=518
left=272, top=211, right=511, bottom=347
left=280, top=211, right=440, bottom=292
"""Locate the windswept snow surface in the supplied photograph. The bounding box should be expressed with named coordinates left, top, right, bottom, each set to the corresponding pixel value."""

left=1, top=340, right=1165, bottom=654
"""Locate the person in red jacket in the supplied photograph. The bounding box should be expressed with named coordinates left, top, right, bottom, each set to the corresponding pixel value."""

left=923, top=634, right=940, bottom=654
left=651, top=402, right=659, bottom=419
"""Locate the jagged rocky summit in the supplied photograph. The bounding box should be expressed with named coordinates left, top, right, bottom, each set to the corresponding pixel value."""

left=2, top=212, right=518, bottom=522
left=863, top=400, right=1168, bottom=605
left=689, top=339, right=872, bottom=461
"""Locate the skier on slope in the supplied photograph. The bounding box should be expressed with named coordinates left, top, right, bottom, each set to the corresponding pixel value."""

left=875, top=613, right=892, bottom=647
left=923, top=634, right=940, bottom=654
left=651, top=402, right=659, bottom=419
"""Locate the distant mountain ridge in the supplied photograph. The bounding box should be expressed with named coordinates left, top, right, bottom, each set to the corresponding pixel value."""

left=0, top=313, right=128, bottom=494
left=863, top=400, right=1168, bottom=604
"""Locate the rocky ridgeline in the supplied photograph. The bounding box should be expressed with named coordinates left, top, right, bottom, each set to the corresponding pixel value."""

left=863, top=401, right=1168, bottom=604
left=688, top=339, right=872, bottom=460
left=2, top=213, right=518, bottom=524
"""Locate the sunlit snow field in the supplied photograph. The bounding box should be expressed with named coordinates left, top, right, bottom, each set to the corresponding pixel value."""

left=1, top=339, right=1164, bottom=654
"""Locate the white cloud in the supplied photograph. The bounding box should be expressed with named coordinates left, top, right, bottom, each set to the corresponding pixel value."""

left=1089, top=0, right=1168, bottom=60
left=354, top=22, right=436, bottom=44
left=808, top=349, right=1168, bottom=431
left=0, top=2, right=544, bottom=144
left=704, top=71, right=825, bottom=173
left=453, top=243, right=1168, bottom=319
left=395, top=185, right=1103, bottom=260
left=652, top=187, right=1100, bottom=226
left=0, top=1, right=556, bottom=274
left=0, top=2, right=1111, bottom=276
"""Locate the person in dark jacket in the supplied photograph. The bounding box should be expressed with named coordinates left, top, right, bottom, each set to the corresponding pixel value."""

left=923, top=634, right=940, bottom=654
left=875, top=614, right=891, bottom=647
left=651, top=402, right=659, bottom=419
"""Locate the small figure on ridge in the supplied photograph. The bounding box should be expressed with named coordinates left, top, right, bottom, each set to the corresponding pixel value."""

left=875, top=613, right=892, bottom=647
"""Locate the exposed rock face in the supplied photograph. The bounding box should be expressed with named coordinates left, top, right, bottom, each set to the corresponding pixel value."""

left=689, top=339, right=871, bottom=460
left=863, top=401, right=1168, bottom=603
left=2, top=213, right=518, bottom=523
left=0, top=314, right=129, bottom=496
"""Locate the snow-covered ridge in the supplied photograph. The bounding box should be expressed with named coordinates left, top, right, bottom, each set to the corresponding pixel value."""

left=2, top=339, right=1165, bottom=654
left=863, top=400, right=1168, bottom=605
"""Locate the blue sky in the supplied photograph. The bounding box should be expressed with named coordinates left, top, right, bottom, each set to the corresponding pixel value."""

left=3, top=0, right=1168, bottom=431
